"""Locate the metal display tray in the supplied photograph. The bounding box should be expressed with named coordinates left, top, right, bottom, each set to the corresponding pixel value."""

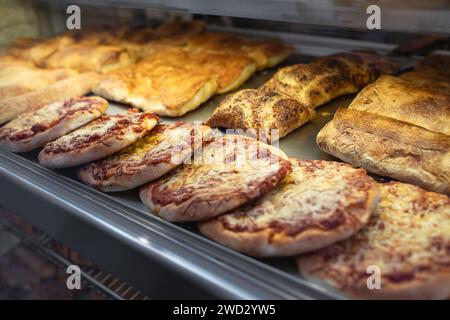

left=0, top=39, right=417, bottom=299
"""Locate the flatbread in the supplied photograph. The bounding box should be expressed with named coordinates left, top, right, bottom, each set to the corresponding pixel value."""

left=0, top=96, right=107, bottom=153
left=77, top=122, right=214, bottom=192
left=297, top=181, right=450, bottom=300
left=199, top=159, right=379, bottom=257
left=38, top=111, right=158, bottom=168
left=139, top=135, right=291, bottom=222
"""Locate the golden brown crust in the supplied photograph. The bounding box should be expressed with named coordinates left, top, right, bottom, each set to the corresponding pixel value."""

left=317, top=108, right=450, bottom=194
left=262, top=51, right=399, bottom=109
left=0, top=72, right=100, bottom=125
left=399, top=70, right=450, bottom=94
left=349, top=75, right=450, bottom=135
left=297, top=181, right=450, bottom=300
left=206, top=89, right=316, bottom=140
left=416, top=54, right=450, bottom=77
left=139, top=135, right=291, bottom=222
left=43, top=44, right=131, bottom=73
left=199, top=159, right=380, bottom=257
left=38, top=112, right=158, bottom=168
left=0, top=68, right=77, bottom=101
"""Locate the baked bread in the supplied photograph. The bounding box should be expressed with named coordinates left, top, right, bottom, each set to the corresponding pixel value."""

left=0, top=96, right=107, bottom=153
left=415, top=54, right=450, bottom=77
left=38, top=111, right=158, bottom=168
left=297, top=181, right=450, bottom=300
left=43, top=44, right=131, bottom=73
left=139, top=135, right=291, bottom=222
left=206, top=89, right=316, bottom=140
left=186, top=32, right=293, bottom=70
left=349, top=75, right=450, bottom=135
left=399, top=70, right=450, bottom=94
left=199, top=159, right=380, bottom=257
left=77, top=122, right=214, bottom=192
left=0, top=68, right=77, bottom=101
left=93, top=48, right=218, bottom=117
left=0, top=72, right=100, bottom=125
left=262, top=51, right=399, bottom=109
left=12, top=35, right=75, bottom=66
left=317, top=108, right=450, bottom=195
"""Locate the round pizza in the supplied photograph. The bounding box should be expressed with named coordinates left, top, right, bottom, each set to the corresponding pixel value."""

left=139, top=134, right=291, bottom=222
left=0, top=96, right=107, bottom=153
left=199, top=159, right=380, bottom=257
left=38, top=111, right=158, bottom=168
left=297, top=181, right=450, bottom=300
left=77, top=122, right=214, bottom=192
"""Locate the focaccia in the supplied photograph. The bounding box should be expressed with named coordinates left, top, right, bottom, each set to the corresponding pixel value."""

left=415, top=54, right=450, bottom=77
left=206, top=89, right=316, bottom=140
left=0, top=96, right=107, bottom=152
left=349, top=75, right=450, bottom=135
left=43, top=44, right=131, bottom=73
left=317, top=108, right=450, bottom=195
left=399, top=70, right=450, bottom=94
left=186, top=32, right=293, bottom=70
left=38, top=111, right=158, bottom=168
left=262, top=51, right=399, bottom=109
left=199, top=159, right=380, bottom=257
left=93, top=49, right=218, bottom=117
left=0, top=68, right=77, bottom=101
left=297, top=181, right=450, bottom=300
left=78, top=122, right=214, bottom=192
left=139, top=135, right=291, bottom=222
left=0, top=72, right=100, bottom=125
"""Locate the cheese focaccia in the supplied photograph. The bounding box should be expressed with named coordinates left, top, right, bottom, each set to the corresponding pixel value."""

left=199, top=159, right=380, bottom=257
left=0, top=96, right=107, bottom=153
left=38, top=111, right=158, bottom=168
left=317, top=108, right=450, bottom=195
left=262, top=51, right=399, bottom=109
left=0, top=72, right=100, bottom=125
left=349, top=75, right=450, bottom=135
left=93, top=49, right=218, bottom=117
left=0, top=68, right=77, bottom=101
left=206, top=89, right=316, bottom=140
left=415, top=54, right=450, bottom=77
left=399, top=70, right=450, bottom=95
left=186, top=32, right=293, bottom=70
left=43, top=44, right=131, bottom=73
left=78, top=122, right=214, bottom=192
left=139, top=135, right=291, bottom=222
left=297, top=181, right=450, bottom=300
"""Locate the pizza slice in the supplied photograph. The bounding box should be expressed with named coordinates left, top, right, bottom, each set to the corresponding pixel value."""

left=0, top=96, right=107, bottom=152
left=199, top=159, right=379, bottom=257
left=297, top=181, right=450, bottom=300
left=38, top=111, right=158, bottom=168
left=139, top=135, right=291, bottom=222
left=77, top=122, right=214, bottom=192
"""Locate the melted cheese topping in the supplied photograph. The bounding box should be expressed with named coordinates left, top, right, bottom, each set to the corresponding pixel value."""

left=301, top=182, right=450, bottom=290
left=219, top=159, right=375, bottom=234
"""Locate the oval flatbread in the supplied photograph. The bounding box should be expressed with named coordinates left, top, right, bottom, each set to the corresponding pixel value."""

left=77, top=121, right=214, bottom=192
left=0, top=96, right=107, bottom=153
left=297, top=181, right=450, bottom=300
left=199, top=159, right=380, bottom=257
left=38, top=111, right=158, bottom=168
left=139, top=135, right=291, bottom=222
